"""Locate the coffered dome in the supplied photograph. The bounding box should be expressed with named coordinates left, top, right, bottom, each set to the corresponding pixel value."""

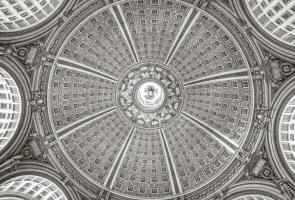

left=38, top=0, right=264, bottom=199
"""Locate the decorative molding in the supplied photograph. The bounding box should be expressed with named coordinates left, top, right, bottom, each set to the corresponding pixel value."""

left=262, top=50, right=295, bottom=93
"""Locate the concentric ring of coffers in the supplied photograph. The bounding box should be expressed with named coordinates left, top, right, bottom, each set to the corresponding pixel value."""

left=0, top=175, right=67, bottom=200
left=245, top=0, right=295, bottom=47
left=0, top=66, right=21, bottom=153
left=0, top=0, right=64, bottom=32
left=42, top=0, right=262, bottom=199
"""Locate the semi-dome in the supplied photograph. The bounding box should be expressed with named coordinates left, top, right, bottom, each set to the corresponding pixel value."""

left=245, top=0, right=295, bottom=46
left=0, top=67, right=21, bottom=153
left=0, top=175, right=67, bottom=200
left=39, top=0, right=263, bottom=199
left=0, top=0, right=63, bottom=31
left=279, top=94, right=295, bottom=174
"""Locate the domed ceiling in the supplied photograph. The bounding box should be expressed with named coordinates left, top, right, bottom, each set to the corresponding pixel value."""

left=41, top=0, right=263, bottom=199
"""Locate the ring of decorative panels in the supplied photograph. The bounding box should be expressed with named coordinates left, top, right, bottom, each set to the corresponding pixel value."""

left=42, top=0, right=261, bottom=199
left=246, top=0, right=295, bottom=46
left=0, top=0, right=63, bottom=31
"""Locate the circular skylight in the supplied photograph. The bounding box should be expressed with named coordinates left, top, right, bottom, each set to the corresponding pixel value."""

left=0, top=67, right=21, bottom=152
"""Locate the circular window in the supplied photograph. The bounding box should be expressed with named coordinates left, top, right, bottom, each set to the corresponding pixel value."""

left=0, top=67, right=21, bottom=152
left=0, top=0, right=64, bottom=32
left=245, top=0, right=295, bottom=46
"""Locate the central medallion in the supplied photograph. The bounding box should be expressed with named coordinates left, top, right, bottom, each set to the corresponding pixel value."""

left=117, top=63, right=183, bottom=129
left=135, top=80, right=165, bottom=111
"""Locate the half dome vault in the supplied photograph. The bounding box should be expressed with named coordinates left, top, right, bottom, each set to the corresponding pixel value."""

left=37, top=0, right=264, bottom=199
